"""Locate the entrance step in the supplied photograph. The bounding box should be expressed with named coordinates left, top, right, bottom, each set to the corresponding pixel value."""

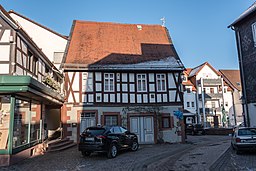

left=46, top=138, right=76, bottom=152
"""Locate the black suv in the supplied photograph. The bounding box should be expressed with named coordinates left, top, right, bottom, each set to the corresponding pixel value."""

left=78, top=126, right=139, bottom=158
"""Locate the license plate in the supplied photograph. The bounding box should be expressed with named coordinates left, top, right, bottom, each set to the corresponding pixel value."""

left=86, top=137, right=94, bottom=141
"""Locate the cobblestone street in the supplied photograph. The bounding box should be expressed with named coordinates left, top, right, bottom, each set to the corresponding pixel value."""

left=1, top=135, right=231, bottom=171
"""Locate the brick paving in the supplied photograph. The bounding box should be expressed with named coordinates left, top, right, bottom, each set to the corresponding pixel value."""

left=0, top=135, right=231, bottom=171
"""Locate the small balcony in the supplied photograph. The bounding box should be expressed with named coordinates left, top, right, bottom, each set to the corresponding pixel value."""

left=202, top=78, right=222, bottom=86
left=199, top=93, right=223, bottom=100
left=199, top=107, right=221, bottom=115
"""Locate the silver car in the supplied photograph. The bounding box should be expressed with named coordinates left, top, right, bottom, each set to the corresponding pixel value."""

left=231, top=127, right=256, bottom=154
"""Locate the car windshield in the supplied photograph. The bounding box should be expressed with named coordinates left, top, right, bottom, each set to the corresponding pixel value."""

left=238, top=129, right=256, bottom=136
left=84, top=128, right=106, bottom=135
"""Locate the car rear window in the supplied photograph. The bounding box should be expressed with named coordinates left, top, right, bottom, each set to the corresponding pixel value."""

left=238, top=129, right=256, bottom=136
left=84, top=128, right=106, bottom=135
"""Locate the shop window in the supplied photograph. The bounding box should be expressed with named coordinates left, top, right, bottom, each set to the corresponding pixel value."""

left=162, top=116, right=170, bottom=128
left=13, top=99, right=30, bottom=148
left=30, top=103, right=41, bottom=142
left=0, top=96, right=11, bottom=150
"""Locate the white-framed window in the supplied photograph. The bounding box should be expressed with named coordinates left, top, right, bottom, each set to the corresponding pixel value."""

left=137, top=74, right=147, bottom=92
left=82, top=72, right=93, bottom=92
left=187, top=102, right=190, bottom=107
left=156, top=74, right=166, bottom=92
left=252, top=22, right=256, bottom=47
left=104, top=73, right=114, bottom=92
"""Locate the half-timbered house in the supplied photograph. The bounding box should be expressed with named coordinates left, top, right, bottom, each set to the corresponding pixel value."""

left=0, top=6, right=65, bottom=166
left=61, top=21, right=185, bottom=144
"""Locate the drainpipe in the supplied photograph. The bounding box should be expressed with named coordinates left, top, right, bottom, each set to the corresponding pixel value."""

left=10, top=31, right=16, bottom=75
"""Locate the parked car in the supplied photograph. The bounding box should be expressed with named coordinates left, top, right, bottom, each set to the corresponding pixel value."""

left=230, top=127, right=256, bottom=154
left=186, top=123, right=205, bottom=135
left=78, top=125, right=139, bottom=158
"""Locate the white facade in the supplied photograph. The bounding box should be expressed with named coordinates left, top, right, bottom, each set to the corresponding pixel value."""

left=9, top=12, right=67, bottom=69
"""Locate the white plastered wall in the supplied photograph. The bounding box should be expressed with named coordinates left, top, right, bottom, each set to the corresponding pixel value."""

left=10, top=13, right=67, bottom=68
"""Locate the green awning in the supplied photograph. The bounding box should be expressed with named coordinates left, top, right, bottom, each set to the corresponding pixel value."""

left=0, top=76, right=64, bottom=105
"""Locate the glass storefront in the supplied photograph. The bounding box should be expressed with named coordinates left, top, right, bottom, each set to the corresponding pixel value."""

left=0, top=96, right=11, bottom=150
left=30, top=103, right=41, bottom=142
left=13, top=99, right=41, bottom=148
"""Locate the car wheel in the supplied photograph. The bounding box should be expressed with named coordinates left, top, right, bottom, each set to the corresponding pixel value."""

left=82, top=151, right=91, bottom=157
left=107, top=144, right=118, bottom=158
left=131, top=141, right=139, bottom=151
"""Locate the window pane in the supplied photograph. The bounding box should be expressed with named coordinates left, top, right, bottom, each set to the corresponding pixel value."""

left=142, top=80, right=146, bottom=91
left=163, top=118, right=170, bottom=128
left=13, top=99, right=30, bottom=148
left=30, top=103, right=41, bottom=142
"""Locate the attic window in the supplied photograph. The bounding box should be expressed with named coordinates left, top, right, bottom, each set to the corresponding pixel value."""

left=236, top=82, right=241, bottom=86
left=137, top=25, right=142, bottom=30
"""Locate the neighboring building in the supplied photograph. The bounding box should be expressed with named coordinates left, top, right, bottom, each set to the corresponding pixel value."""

left=0, top=6, right=65, bottom=166
left=219, top=70, right=243, bottom=126
left=187, top=62, right=224, bottom=127
left=182, top=62, right=242, bottom=128
left=229, top=2, right=256, bottom=127
left=9, top=11, right=68, bottom=69
left=61, top=21, right=185, bottom=144
left=182, top=68, right=197, bottom=125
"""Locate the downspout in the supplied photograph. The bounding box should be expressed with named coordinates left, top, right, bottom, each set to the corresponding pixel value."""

left=10, top=30, right=16, bottom=75
left=233, top=26, right=250, bottom=127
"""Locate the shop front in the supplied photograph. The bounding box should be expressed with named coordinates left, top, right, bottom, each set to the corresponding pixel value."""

left=0, top=76, right=64, bottom=166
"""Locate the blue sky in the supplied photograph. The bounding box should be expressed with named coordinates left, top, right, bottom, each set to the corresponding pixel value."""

left=1, top=0, right=255, bottom=69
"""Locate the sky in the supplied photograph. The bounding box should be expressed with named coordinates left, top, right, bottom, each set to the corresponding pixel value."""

left=1, top=0, right=256, bottom=70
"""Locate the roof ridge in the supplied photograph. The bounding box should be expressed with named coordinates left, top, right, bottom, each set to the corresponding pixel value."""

left=74, top=20, right=164, bottom=27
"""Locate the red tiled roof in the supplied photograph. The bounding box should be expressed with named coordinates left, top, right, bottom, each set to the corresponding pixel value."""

left=63, top=21, right=182, bottom=67
left=185, top=68, right=192, bottom=75
left=219, top=70, right=242, bottom=91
